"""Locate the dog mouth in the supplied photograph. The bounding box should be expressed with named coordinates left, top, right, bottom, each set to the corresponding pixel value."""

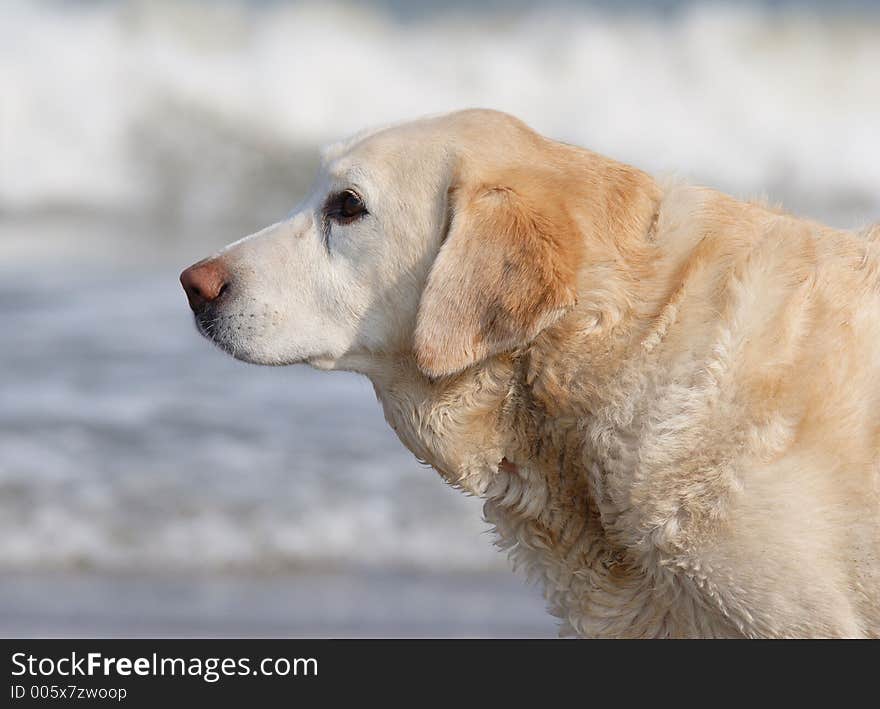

left=191, top=309, right=313, bottom=367
left=193, top=310, right=233, bottom=354
left=194, top=313, right=262, bottom=364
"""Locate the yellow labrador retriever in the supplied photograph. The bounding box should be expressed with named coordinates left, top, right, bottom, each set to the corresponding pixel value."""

left=181, top=109, right=880, bottom=638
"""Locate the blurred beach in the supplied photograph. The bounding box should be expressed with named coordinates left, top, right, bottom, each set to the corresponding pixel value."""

left=1, top=0, right=878, bottom=636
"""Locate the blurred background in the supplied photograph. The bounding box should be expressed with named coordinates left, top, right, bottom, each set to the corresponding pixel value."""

left=1, top=0, right=878, bottom=637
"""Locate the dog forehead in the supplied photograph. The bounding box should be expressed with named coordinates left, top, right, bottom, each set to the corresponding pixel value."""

left=329, top=118, right=435, bottom=158
left=321, top=126, right=451, bottom=193
left=316, top=110, right=531, bottom=195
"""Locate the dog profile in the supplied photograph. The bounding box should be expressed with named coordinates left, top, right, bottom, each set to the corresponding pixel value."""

left=181, top=109, right=880, bottom=638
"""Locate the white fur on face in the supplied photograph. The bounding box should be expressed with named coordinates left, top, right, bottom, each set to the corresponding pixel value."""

left=196, top=125, right=451, bottom=371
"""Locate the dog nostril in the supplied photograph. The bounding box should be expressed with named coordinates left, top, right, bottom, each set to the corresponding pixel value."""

left=180, top=258, right=231, bottom=313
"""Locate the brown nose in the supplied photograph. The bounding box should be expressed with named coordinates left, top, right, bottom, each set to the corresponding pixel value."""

left=180, top=258, right=230, bottom=313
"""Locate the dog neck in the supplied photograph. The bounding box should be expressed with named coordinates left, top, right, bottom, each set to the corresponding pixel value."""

left=364, top=281, right=662, bottom=634
left=366, top=317, right=685, bottom=636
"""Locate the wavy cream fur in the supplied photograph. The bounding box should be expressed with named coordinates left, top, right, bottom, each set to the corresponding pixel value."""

left=187, top=110, right=880, bottom=638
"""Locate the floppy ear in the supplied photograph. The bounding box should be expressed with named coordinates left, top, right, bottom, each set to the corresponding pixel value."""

left=413, top=168, right=584, bottom=378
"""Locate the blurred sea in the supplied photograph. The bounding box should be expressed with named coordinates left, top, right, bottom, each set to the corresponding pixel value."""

left=1, top=0, right=878, bottom=636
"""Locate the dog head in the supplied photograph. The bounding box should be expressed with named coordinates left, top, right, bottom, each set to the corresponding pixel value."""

left=181, top=109, right=655, bottom=377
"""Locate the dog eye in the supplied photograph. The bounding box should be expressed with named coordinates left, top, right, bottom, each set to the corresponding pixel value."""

left=341, top=190, right=366, bottom=218
left=327, top=189, right=368, bottom=224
